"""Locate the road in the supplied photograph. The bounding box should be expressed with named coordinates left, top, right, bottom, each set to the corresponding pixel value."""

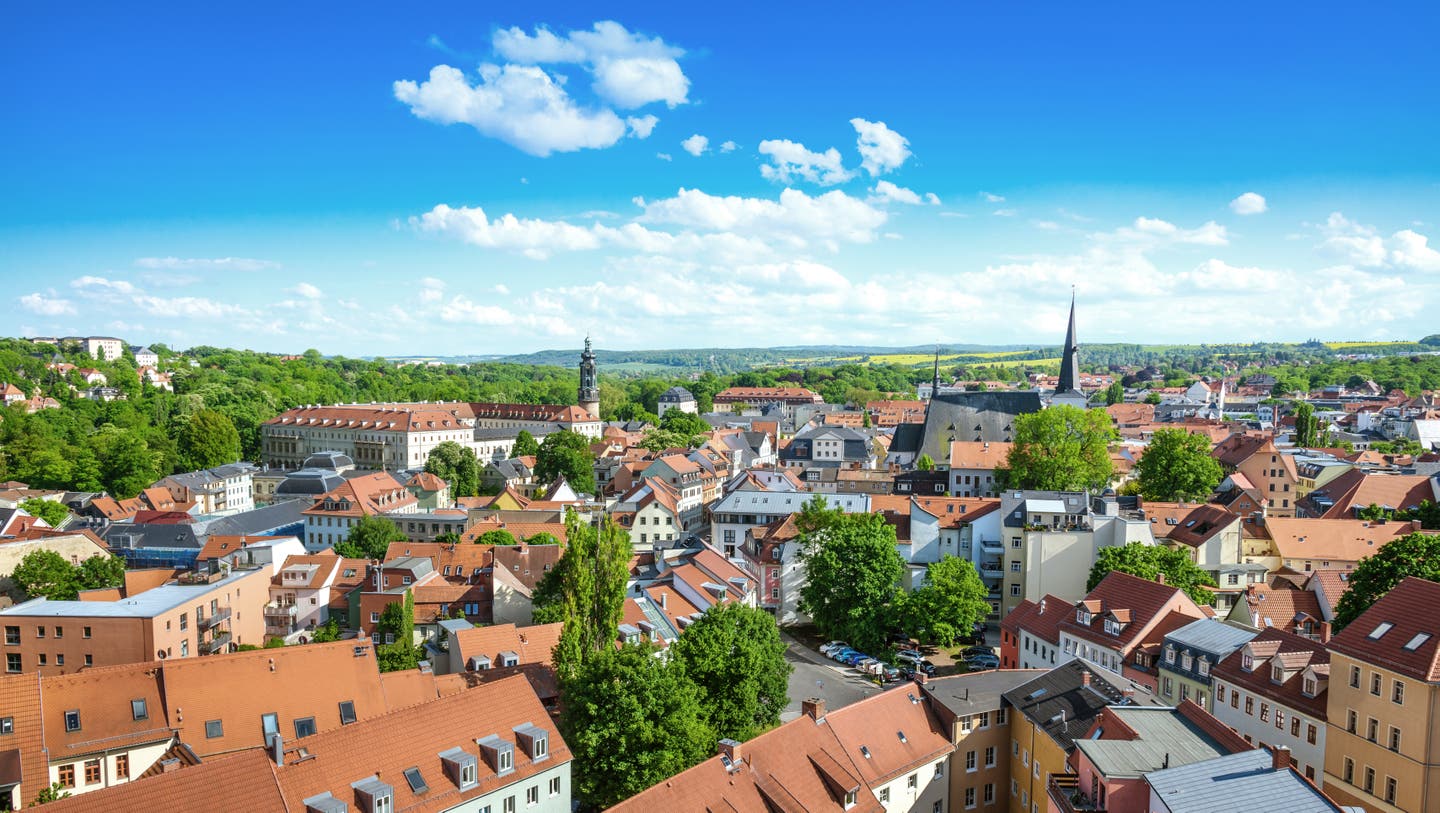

left=779, top=631, right=883, bottom=721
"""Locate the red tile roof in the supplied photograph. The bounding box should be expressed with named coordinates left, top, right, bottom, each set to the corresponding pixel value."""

left=1061, top=571, right=1201, bottom=652
left=1328, top=577, right=1440, bottom=682
left=1211, top=627, right=1330, bottom=718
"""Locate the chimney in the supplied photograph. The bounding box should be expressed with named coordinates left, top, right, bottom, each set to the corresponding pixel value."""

left=717, top=738, right=742, bottom=767
left=1318, top=622, right=1332, bottom=643
left=660, top=592, right=667, bottom=609
left=1156, top=573, right=1166, bottom=585
left=802, top=697, right=826, bottom=721
left=1271, top=745, right=1291, bottom=771
left=1081, top=671, right=1092, bottom=688
left=269, top=733, right=285, bottom=766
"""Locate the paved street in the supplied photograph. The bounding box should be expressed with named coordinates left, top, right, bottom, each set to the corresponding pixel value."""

left=779, top=632, right=883, bottom=721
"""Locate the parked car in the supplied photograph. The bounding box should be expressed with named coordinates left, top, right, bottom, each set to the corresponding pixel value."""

left=962, top=645, right=995, bottom=660
left=831, top=647, right=858, bottom=662
left=898, top=660, right=937, bottom=679
left=895, top=649, right=925, bottom=664
left=880, top=664, right=903, bottom=682
left=965, top=653, right=1000, bottom=670
left=820, top=641, right=848, bottom=656
left=843, top=652, right=871, bottom=666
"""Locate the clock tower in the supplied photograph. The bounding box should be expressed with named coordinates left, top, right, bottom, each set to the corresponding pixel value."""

left=578, top=337, right=600, bottom=420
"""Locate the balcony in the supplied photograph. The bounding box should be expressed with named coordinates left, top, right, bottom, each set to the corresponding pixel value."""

left=264, top=603, right=298, bottom=620
left=980, top=538, right=1005, bottom=555
left=199, top=607, right=231, bottom=630
left=979, top=563, right=1005, bottom=581
left=1049, top=775, right=1105, bottom=813
left=205, top=631, right=232, bottom=652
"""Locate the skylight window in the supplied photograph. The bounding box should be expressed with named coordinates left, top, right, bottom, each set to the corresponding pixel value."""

left=897, top=730, right=907, bottom=743
left=1403, top=633, right=1432, bottom=651
left=1368, top=622, right=1395, bottom=640
left=403, top=767, right=428, bottom=794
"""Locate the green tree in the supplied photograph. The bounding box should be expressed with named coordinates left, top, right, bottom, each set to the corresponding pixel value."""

left=32, top=781, right=72, bottom=805
left=1001, top=405, right=1116, bottom=491
left=524, top=532, right=560, bottom=546
left=658, top=409, right=711, bottom=439
left=798, top=510, right=905, bottom=653
left=178, top=408, right=242, bottom=471
left=534, top=430, right=596, bottom=494
left=92, top=428, right=158, bottom=499
left=900, top=555, right=990, bottom=646
left=76, top=555, right=125, bottom=591
left=434, top=531, right=461, bottom=545
left=916, top=453, right=936, bottom=471
left=1135, top=428, right=1224, bottom=501
left=1087, top=543, right=1218, bottom=605
left=310, top=618, right=341, bottom=643
left=560, top=644, right=713, bottom=808
left=477, top=529, right=518, bottom=546
left=512, top=430, right=540, bottom=458
left=1293, top=401, right=1318, bottom=448
left=1143, top=391, right=1163, bottom=405
left=1104, top=381, right=1125, bottom=405
left=1334, top=532, right=1440, bottom=629
left=11, top=549, right=80, bottom=600
left=19, top=498, right=68, bottom=527
left=671, top=603, right=791, bottom=741
left=333, top=515, right=406, bottom=560
left=375, top=591, right=420, bottom=672
left=544, top=513, right=633, bottom=678
left=423, top=440, right=479, bottom=498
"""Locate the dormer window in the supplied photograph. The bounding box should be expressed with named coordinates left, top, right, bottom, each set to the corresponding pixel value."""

left=1241, top=653, right=1254, bottom=672
left=350, top=777, right=394, bottom=813
left=513, top=723, right=550, bottom=762
left=1272, top=665, right=1285, bottom=684
left=1303, top=676, right=1317, bottom=697
left=1077, top=609, right=1091, bottom=625
left=844, top=789, right=858, bottom=808
left=1197, top=657, right=1210, bottom=677
left=1164, top=646, right=1176, bottom=664
left=1103, top=619, right=1124, bottom=636
left=438, top=747, right=478, bottom=790
left=477, top=735, right=515, bottom=776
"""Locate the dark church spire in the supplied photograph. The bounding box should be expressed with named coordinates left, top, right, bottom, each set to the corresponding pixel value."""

left=931, top=347, right=941, bottom=399
left=1058, top=290, right=1081, bottom=393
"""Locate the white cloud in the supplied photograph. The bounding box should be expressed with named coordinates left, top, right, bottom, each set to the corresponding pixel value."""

left=1121, top=217, right=1228, bottom=246
left=993, top=208, right=1018, bottom=217
left=757, top=139, right=853, bottom=185
left=681, top=134, right=708, bottom=156
left=440, top=295, right=517, bottom=325
left=132, top=295, right=250, bottom=320
left=71, top=276, right=137, bottom=295
left=1390, top=229, right=1440, bottom=272
left=493, top=21, right=690, bottom=109
left=394, top=64, right=627, bottom=157
left=19, top=293, right=75, bottom=316
left=134, top=256, right=279, bottom=271
left=626, top=114, right=658, bottom=139
left=291, top=282, right=323, bottom=299
left=1034, top=221, right=1061, bottom=231
left=637, top=187, right=887, bottom=248
left=412, top=204, right=606, bottom=259
left=850, top=118, right=912, bottom=176
left=419, top=277, right=446, bottom=304
left=720, top=140, right=738, bottom=153
left=982, top=192, right=1005, bottom=203
left=1319, top=212, right=1386, bottom=266
left=870, top=180, right=938, bottom=206
left=656, top=152, right=672, bottom=162
left=1229, top=192, right=1267, bottom=215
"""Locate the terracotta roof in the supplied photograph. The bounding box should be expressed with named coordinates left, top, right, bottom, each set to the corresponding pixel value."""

left=197, top=534, right=289, bottom=563
left=491, top=544, right=564, bottom=592
left=40, top=749, right=286, bottom=813
left=946, top=441, right=1014, bottom=470
left=824, top=686, right=955, bottom=786
left=302, top=472, right=417, bottom=518
left=1298, top=470, right=1433, bottom=518
left=1304, top=569, right=1353, bottom=616
left=1061, top=571, right=1200, bottom=653
left=1105, top=402, right=1156, bottom=426
left=1140, top=501, right=1203, bottom=540
left=1167, top=505, right=1240, bottom=548
left=1211, top=627, right=1329, bottom=718
left=0, top=673, right=48, bottom=800
left=377, top=668, right=466, bottom=711
left=1212, top=433, right=1274, bottom=468
left=40, top=665, right=171, bottom=758
left=1003, top=593, right=1071, bottom=644
left=266, top=403, right=472, bottom=432
left=714, top=386, right=824, bottom=404
left=452, top=622, right=563, bottom=669
left=1328, top=577, right=1440, bottom=682
left=1232, top=584, right=1325, bottom=634
left=406, top=471, right=448, bottom=491
left=1264, top=517, right=1429, bottom=564
left=911, top=497, right=1001, bottom=529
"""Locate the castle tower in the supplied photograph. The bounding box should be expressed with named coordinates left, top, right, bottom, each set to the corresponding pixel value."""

left=578, top=337, right=600, bottom=420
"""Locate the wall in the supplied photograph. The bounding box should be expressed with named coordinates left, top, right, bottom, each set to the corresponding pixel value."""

left=873, top=755, right=949, bottom=813
left=1009, top=713, right=1068, bottom=813
left=48, top=739, right=173, bottom=798
left=463, top=760, right=571, bottom=813
left=1211, top=676, right=1325, bottom=785
left=1323, top=653, right=1439, bottom=813
left=949, top=711, right=1010, bottom=813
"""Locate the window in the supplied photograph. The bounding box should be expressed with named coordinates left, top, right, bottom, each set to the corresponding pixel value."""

left=548, top=777, right=560, bottom=797
left=1386, top=776, right=1397, bottom=804
left=58, top=764, right=75, bottom=789
left=985, top=746, right=996, bottom=767
left=1371, top=673, right=1382, bottom=696
left=1230, top=690, right=1239, bottom=709
left=64, top=710, right=81, bottom=732
left=1245, top=697, right=1254, bottom=715
left=1198, top=657, right=1210, bottom=676
left=984, top=783, right=994, bottom=804
left=523, top=785, right=538, bottom=805
left=879, top=788, right=890, bottom=803
left=116, top=753, right=129, bottom=779
left=1010, top=585, right=1020, bottom=597
left=1307, top=724, right=1317, bottom=745
left=1274, top=709, right=1284, bottom=729
left=997, top=708, right=1007, bottom=725
left=205, top=719, right=224, bottom=738
left=55, top=626, right=63, bottom=639
left=6, top=654, right=19, bottom=673
left=261, top=712, right=279, bottom=740
left=1393, top=680, right=1405, bottom=705
left=131, top=699, right=148, bottom=721
left=499, top=749, right=513, bottom=773
left=84, top=654, right=92, bottom=667
left=36, top=627, right=44, bottom=639
left=84, top=759, right=100, bottom=785
left=1364, top=766, right=1375, bottom=794
left=908, top=773, right=918, bottom=790
left=1367, top=718, right=1378, bottom=743
left=38, top=654, right=45, bottom=666
left=339, top=701, right=357, bottom=725
left=1216, top=685, right=1226, bottom=703
left=1350, top=665, right=1361, bottom=688
left=966, top=750, right=977, bottom=771
left=503, top=797, right=516, bottom=813
left=1389, top=726, right=1401, bottom=752
left=965, top=787, right=976, bottom=809
left=0, top=717, right=11, bottom=735
left=1342, top=758, right=1353, bottom=784
left=1347, top=710, right=1357, bottom=734
left=3, top=627, right=17, bottom=645
left=1291, top=717, right=1300, bottom=737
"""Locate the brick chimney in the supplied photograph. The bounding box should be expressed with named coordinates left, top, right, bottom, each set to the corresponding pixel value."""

left=1081, top=671, right=1092, bottom=688
left=1271, top=745, right=1291, bottom=771
left=802, top=697, right=826, bottom=720
left=1318, top=622, right=1332, bottom=643
left=717, top=738, right=742, bottom=767
left=1156, top=573, right=1166, bottom=585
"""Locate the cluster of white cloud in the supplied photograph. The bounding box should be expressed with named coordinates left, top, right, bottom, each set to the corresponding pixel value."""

left=757, top=139, right=852, bottom=185
left=134, top=256, right=280, bottom=271
left=1229, top=192, right=1267, bottom=215
left=754, top=119, right=940, bottom=208
left=1320, top=211, right=1440, bottom=272
left=869, top=180, right=939, bottom=206
left=680, top=134, right=708, bottom=156
left=394, top=21, right=689, bottom=156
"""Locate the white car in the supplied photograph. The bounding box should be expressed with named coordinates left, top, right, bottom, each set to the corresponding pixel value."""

left=819, top=641, right=848, bottom=656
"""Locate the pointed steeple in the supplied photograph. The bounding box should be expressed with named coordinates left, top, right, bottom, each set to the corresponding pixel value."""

left=1058, top=290, right=1081, bottom=393
left=931, top=347, right=941, bottom=400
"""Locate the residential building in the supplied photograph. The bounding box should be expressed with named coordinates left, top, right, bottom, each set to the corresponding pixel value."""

left=611, top=477, right=685, bottom=552
left=447, top=621, right=563, bottom=674
left=1259, top=517, right=1427, bottom=573
left=129, top=346, right=158, bottom=367
left=612, top=689, right=950, bottom=813
left=781, top=424, right=877, bottom=469
left=1162, top=504, right=1266, bottom=612
left=948, top=441, right=1013, bottom=497
left=1057, top=571, right=1207, bottom=690
left=75, top=336, right=123, bottom=361
left=0, top=528, right=112, bottom=601
left=1155, top=618, right=1256, bottom=711
left=154, top=462, right=258, bottom=514
left=0, top=565, right=271, bottom=674
left=1224, top=582, right=1330, bottom=641
left=741, top=514, right=799, bottom=616
left=1000, top=593, right=1069, bottom=670
left=1297, top=469, right=1436, bottom=519
left=710, top=489, right=869, bottom=562
left=1146, top=747, right=1356, bottom=813
left=301, top=471, right=419, bottom=552
left=657, top=385, right=697, bottom=416
left=1058, top=702, right=1251, bottom=813
left=33, top=672, right=569, bottom=813
left=265, top=553, right=370, bottom=640
left=1323, top=577, right=1440, bottom=812
left=1212, top=434, right=1301, bottom=516
left=925, top=670, right=1041, bottom=812
left=1210, top=628, right=1330, bottom=784
left=713, top=386, right=824, bottom=417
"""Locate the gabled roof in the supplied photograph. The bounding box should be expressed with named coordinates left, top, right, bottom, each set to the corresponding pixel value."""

left=1231, top=584, right=1325, bottom=634
left=910, top=497, right=1002, bottom=529
left=302, top=472, right=417, bottom=518
left=1212, top=433, right=1273, bottom=468
left=1297, top=469, right=1433, bottom=518
left=1264, top=517, right=1427, bottom=563
left=1073, top=705, right=1239, bottom=780
left=1167, top=505, right=1241, bottom=548
left=825, top=685, right=955, bottom=786
left=1144, top=748, right=1349, bottom=813
left=1061, top=571, right=1198, bottom=652
left=1328, top=576, right=1440, bottom=682
left=1002, top=593, right=1071, bottom=646
left=1004, top=660, right=1141, bottom=753
left=1211, top=627, right=1329, bottom=718
left=947, top=441, right=1014, bottom=470
left=452, top=622, right=563, bottom=669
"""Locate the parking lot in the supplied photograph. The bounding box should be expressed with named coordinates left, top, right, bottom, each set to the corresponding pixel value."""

left=779, top=632, right=883, bottom=721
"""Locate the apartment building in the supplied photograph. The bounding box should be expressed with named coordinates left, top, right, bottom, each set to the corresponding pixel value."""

left=1323, top=577, right=1440, bottom=812
left=1056, top=571, right=1207, bottom=690
left=264, top=553, right=369, bottom=639
left=1211, top=628, right=1330, bottom=784
left=301, top=471, right=418, bottom=551
left=1155, top=618, right=1255, bottom=711
left=0, top=566, right=270, bottom=674
left=925, top=670, right=1041, bottom=811
left=154, top=462, right=257, bottom=514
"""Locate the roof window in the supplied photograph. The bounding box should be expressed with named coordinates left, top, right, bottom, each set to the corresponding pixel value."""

left=402, top=767, right=428, bottom=795
left=1368, top=622, right=1395, bottom=640
left=438, top=747, right=478, bottom=790
left=1403, top=633, right=1432, bottom=651
left=477, top=734, right=515, bottom=776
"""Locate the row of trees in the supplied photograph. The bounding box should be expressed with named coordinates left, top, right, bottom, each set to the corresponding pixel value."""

left=9, top=549, right=126, bottom=601
left=796, top=498, right=989, bottom=654
left=533, top=513, right=792, bottom=807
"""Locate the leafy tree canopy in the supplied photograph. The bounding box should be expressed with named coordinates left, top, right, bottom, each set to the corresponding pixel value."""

left=1001, top=405, right=1116, bottom=491
left=423, top=440, right=479, bottom=498
left=797, top=509, right=904, bottom=653
left=19, top=497, right=69, bottom=527
left=477, top=529, right=518, bottom=546
left=900, top=555, right=990, bottom=647
left=512, top=430, right=540, bottom=458
left=1087, top=543, right=1217, bottom=605
left=671, top=603, right=791, bottom=741
left=1334, top=532, right=1440, bottom=629
left=534, top=430, right=596, bottom=494
left=178, top=408, right=241, bottom=471
left=1135, top=428, right=1224, bottom=502
left=333, top=515, right=406, bottom=560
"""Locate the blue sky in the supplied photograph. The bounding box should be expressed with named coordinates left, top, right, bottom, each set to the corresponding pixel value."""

left=4, top=2, right=1439, bottom=355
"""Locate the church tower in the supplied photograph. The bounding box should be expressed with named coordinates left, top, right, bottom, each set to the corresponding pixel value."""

left=578, top=337, right=600, bottom=420
left=1049, top=292, right=1089, bottom=408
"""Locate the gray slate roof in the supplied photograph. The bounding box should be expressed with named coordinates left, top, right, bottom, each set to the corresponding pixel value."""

left=924, top=669, right=1046, bottom=717
left=1002, top=659, right=1147, bottom=752
left=199, top=500, right=306, bottom=536
left=1145, top=749, right=1346, bottom=813
left=1073, top=706, right=1230, bottom=779
left=916, top=391, right=1043, bottom=460
left=1163, top=618, right=1257, bottom=657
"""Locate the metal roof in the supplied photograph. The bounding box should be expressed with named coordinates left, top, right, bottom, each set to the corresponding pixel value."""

left=1146, top=749, right=1345, bottom=812
left=1073, top=706, right=1230, bottom=779
left=1162, top=618, right=1257, bottom=656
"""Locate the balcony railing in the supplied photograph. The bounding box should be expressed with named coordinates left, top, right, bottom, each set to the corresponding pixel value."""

left=199, top=607, right=232, bottom=629
left=980, top=539, right=1005, bottom=554
left=205, top=632, right=232, bottom=652
left=264, top=603, right=299, bottom=620
left=1049, top=775, right=1105, bottom=813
